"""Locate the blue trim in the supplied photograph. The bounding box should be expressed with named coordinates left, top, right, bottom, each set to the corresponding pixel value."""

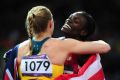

left=32, top=37, right=49, bottom=55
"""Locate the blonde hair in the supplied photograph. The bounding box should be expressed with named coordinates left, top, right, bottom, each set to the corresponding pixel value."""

left=25, top=6, right=53, bottom=55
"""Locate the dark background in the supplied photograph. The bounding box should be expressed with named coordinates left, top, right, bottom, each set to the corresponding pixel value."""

left=0, top=0, right=120, bottom=80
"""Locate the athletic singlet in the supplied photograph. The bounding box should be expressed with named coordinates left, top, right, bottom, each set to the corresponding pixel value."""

left=18, top=37, right=64, bottom=80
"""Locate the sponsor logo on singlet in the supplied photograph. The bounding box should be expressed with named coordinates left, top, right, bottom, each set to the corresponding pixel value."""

left=20, top=54, right=52, bottom=77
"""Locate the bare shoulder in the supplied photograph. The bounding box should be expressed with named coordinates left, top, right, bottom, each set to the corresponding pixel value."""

left=45, top=38, right=62, bottom=47
left=42, top=38, right=70, bottom=64
left=45, top=38, right=80, bottom=50
left=43, top=38, right=68, bottom=51
left=46, top=37, right=68, bottom=46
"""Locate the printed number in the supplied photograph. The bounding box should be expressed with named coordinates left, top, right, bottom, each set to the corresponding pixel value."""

left=25, top=61, right=28, bottom=71
left=36, top=61, right=42, bottom=71
left=25, top=61, right=50, bottom=71
left=30, top=61, right=36, bottom=71
left=43, top=61, right=50, bottom=71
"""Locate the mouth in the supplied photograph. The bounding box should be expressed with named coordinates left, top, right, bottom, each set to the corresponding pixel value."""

left=61, top=24, right=71, bottom=31
left=64, top=24, right=71, bottom=29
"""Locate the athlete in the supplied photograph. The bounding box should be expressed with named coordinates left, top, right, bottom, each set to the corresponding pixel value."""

left=55, top=11, right=108, bottom=80
left=3, top=6, right=110, bottom=80
left=62, top=11, right=97, bottom=74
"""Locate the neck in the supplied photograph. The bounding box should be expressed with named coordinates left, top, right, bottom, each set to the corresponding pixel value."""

left=34, top=32, right=51, bottom=41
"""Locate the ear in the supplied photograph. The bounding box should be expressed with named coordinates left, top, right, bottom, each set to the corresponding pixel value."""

left=48, top=20, right=53, bottom=29
left=49, top=20, right=52, bottom=29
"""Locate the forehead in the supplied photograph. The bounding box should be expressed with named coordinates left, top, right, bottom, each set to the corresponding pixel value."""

left=68, top=13, right=87, bottom=29
left=69, top=13, right=86, bottom=23
left=69, top=13, right=82, bottom=20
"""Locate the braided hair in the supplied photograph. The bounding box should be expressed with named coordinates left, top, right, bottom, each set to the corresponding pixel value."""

left=25, top=6, right=53, bottom=55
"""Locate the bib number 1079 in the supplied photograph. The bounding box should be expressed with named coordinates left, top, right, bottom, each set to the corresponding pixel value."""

left=25, top=60, right=50, bottom=71
left=21, top=59, right=52, bottom=73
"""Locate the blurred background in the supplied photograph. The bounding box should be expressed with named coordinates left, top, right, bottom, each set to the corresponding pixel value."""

left=0, top=0, right=120, bottom=80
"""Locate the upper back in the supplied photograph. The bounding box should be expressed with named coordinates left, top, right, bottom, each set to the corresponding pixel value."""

left=17, top=38, right=65, bottom=79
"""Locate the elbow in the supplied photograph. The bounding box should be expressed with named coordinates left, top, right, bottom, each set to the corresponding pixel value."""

left=102, top=44, right=111, bottom=53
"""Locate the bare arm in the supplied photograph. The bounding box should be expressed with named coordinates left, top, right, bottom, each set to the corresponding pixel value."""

left=60, top=38, right=111, bottom=54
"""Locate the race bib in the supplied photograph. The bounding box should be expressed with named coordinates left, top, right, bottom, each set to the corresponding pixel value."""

left=20, top=54, right=52, bottom=77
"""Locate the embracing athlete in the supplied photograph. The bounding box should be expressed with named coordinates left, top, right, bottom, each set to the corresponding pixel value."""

left=3, top=6, right=110, bottom=80
left=61, top=11, right=97, bottom=74
left=55, top=11, right=108, bottom=80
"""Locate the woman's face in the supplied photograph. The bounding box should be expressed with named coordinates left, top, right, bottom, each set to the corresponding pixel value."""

left=61, top=13, right=84, bottom=37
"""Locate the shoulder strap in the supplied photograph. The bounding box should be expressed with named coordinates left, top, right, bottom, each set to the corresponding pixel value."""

left=32, top=37, right=50, bottom=55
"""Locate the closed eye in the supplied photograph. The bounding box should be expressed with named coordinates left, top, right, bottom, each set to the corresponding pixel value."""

left=66, top=19, right=72, bottom=23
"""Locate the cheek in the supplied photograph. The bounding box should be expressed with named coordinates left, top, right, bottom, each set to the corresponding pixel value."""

left=72, top=23, right=80, bottom=28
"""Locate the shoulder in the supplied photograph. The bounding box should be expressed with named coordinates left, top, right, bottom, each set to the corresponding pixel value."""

left=46, top=37, right=79, bottom=45
left=45, top=37, right=79, bottom=48
left=46, top=37, right=66, bottom=44
left=43, top=38, right=65, bottom=49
